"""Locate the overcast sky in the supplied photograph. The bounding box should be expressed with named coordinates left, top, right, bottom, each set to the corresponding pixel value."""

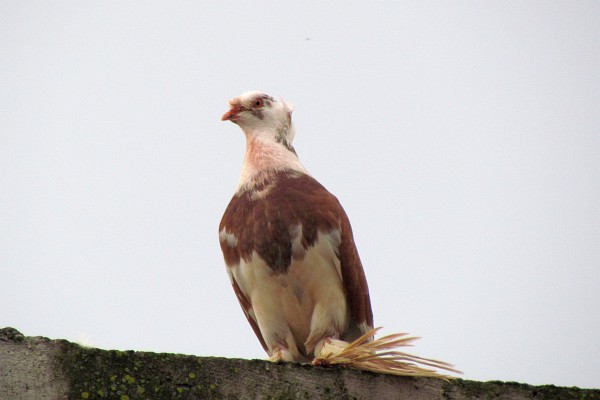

left=1, top=1, right=599, bottom=389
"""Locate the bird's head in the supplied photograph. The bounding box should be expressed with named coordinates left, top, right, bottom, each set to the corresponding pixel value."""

left=221, top=91, right=296, bottom=150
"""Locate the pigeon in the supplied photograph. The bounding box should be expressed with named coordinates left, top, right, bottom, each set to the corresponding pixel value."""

left=219, top=91, right=460, bottom=378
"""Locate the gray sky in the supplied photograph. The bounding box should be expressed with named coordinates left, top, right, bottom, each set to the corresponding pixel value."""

left=2, top=1, right=599, bottom=389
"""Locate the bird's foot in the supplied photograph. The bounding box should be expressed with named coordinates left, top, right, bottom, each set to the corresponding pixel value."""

left=312, top=337, right=349, bottom=366
left=268, top=347, right=295, bottom=363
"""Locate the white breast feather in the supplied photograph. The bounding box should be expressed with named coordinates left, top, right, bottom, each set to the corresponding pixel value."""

left=228, top=228, right=347, bottom=359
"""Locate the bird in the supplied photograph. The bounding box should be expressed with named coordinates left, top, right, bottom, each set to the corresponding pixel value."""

left=219, top=91, right=459, bottom=377
left=219, top=91, right=373, bottom=362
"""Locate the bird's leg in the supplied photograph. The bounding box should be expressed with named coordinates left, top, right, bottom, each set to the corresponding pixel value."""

left=267, top=334, right=300, bottom=362
left=268, top=347, right=296, bottom=362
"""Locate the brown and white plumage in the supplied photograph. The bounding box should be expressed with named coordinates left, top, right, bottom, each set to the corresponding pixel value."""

left=219, top=91, right=459, bottom=377
left=219, top=91, right=372, bottom=362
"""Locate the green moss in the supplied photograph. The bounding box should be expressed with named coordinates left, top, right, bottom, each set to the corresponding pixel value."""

left=0, top=327, right=25, bottom=342
left=54, top=339, right=600, bottom=400
left=444, top=379, right=600, bottom=400
left=57, top=341, right=228, bottom=400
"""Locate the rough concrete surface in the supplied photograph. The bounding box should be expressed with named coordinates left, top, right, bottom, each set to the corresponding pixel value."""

left=0, top=328, right=68, bottom=400
left=1, top=327, right=598, bottom=400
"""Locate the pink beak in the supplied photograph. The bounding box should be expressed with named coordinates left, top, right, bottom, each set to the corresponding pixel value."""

left=221, top=105, right=242, bottom=122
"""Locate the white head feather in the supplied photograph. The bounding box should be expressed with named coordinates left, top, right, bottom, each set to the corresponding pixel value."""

left=222, top=91, right=297, bottom=151
left=221, top=91, right=308, bottom=192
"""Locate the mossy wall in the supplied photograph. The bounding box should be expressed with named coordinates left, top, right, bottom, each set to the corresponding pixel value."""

left=1, top=327, right=598, bottom=400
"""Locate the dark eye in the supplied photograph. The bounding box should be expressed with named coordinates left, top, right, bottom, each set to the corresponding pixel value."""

left=253, top=98, right=263, bottom=108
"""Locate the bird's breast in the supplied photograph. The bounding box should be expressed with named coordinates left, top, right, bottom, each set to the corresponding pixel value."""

left=219, top=170, right=342, bottom=274
left=227, top=230, right=348, bottom=354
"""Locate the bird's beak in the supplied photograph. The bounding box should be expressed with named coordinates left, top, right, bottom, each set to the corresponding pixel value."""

left=221, top=104, right=242, bottom=122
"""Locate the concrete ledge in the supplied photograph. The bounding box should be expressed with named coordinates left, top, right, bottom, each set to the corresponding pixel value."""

left=1, top=327, right=598, bottom=399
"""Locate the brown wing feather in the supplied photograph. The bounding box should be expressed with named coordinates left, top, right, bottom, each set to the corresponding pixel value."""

left=338, top=208, right=374, bottom=339
left=230, top=275, right=269, bottom=352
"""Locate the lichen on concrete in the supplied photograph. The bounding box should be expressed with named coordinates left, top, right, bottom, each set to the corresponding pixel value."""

left=58, top=341, right=226, bottom=399
left=444, top=379, right=600, bottom=400
left=0, top=327, right=25, bottom=343
left=2, top=327, right=600, bottom=400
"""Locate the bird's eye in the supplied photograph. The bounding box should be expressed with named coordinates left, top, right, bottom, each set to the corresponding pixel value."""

left=253, top=98, right=264, bottom=108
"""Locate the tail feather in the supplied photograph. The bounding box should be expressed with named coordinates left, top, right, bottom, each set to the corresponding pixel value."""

left=312, top=327, right=462, bottom=380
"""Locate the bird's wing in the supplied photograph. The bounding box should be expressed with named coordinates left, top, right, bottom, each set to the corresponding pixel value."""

left=219, top=195, right=269, bottom=353
left=337, top=206, right=374, bottom=339
left=230, top=273, right=268, bottom=352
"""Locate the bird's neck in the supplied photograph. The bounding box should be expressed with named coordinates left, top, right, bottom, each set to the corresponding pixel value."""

left=236, top=134, right=308, bottom=194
